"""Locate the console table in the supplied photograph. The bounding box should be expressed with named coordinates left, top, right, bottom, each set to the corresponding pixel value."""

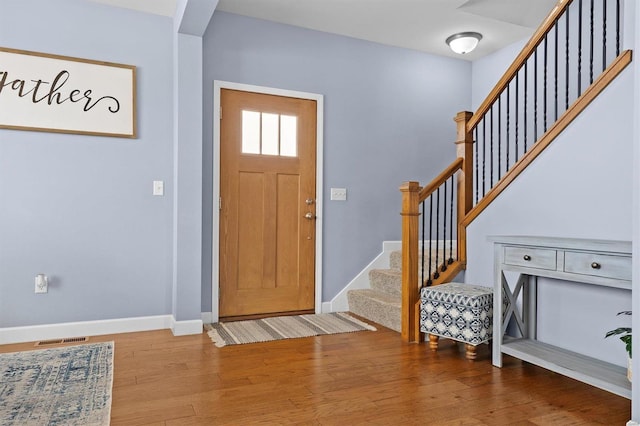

left=490, top=236, right=632, bottom=399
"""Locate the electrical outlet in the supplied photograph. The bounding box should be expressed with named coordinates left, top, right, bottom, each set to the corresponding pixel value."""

left=330, top=188, right=347, bottom=201
left=35, top=274, right=48, bottom=294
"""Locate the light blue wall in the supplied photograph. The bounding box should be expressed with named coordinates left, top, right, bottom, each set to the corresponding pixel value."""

left=0, top=0, right=175, bottom=327
left=472, top=39, right=527, bottom=111
left=172, top=32, right=204, bottom=322
left=201, top=12, right=472, bottom=308
left=172, top=0, right=218, bottom=324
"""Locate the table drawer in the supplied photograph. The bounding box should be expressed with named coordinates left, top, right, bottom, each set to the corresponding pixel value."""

left=504, top=246, right=557, bottom=270
left=563, top=251, right=631, bottom=281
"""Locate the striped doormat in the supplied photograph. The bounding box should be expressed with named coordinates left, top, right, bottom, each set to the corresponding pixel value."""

left=205, top=312, right=376, bottom=347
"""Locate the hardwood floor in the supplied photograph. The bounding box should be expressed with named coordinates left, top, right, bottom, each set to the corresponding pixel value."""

left=0, top=320, right=630, bottom=425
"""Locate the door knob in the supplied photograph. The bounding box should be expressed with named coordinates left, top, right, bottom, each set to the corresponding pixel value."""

left=305, top=212, right=315, bottom=220
left=306, top=198, right=315, bottom=205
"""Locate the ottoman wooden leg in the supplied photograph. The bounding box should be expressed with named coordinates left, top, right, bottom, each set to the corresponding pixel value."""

left=465, top=344, right=477, bottom=360
left=428, top=334, right=439, bottom=351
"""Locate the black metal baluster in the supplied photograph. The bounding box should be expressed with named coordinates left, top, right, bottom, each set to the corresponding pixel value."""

left=616, top=0, right=621, bottom=56
left=534, top=48, right=538, bottom=142
left=603, top=0, right=607, bottom=72
left=482, top=116, right=486, bottom=197
left=442, top=180, right=448, bottom=272
left=544, top=34, right=548, bottom=132
left=498, top=96, right=502, bottom=180
left=590, top=0, right=594, bottom=84
left=449, top=175, right=454, bottom=264
left=490, top=105, right=494, bottom=187
left=515, top=70, right=519, bottom=162
left=427, top=197, right=432, bottom=286
left=578, top=0, right=583, bottom=96
left=474, top=127, right=479, bottom=204
left=555, top=20, right=559, bottom=121
left=434, top=189, right=440, bottom=280
left=421, top=200, right=425, bottom=287
left=566, top=7, right=570, bottom=110
left=506, top=84, right=510, bottom=171
left=524, top=59, right=528, bottom=152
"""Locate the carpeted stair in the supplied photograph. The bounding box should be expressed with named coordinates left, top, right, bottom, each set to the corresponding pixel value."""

left=348, top=249, right=443, bottom=332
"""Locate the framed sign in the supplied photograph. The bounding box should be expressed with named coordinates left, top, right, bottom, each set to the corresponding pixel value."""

left=0, top=47, right=136, bottom=138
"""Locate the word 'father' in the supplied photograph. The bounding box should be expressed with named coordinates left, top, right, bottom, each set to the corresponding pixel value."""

left=0, top=69, right=121, bottom=113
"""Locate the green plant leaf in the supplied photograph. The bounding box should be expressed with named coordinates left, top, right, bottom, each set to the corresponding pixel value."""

left=606, top=311, right=632, bottom=358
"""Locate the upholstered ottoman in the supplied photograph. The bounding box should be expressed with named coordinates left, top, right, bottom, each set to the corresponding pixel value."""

left=420, top=282, right=493, bottom=360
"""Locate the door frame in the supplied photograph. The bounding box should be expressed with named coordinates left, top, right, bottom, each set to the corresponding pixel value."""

left=212, top=80, right=324, bottom=322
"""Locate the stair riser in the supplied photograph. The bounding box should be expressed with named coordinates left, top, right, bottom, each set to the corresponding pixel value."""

left=389, top=249, right=457, bottom=271
left=368, top=269, right=402, bottom=297
left=347, top=291, right=401, bottom=333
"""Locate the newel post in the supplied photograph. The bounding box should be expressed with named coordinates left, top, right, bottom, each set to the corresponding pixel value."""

left=454, top=111, right=474, bottom=265
left=400, top=181, right=420, bottom=343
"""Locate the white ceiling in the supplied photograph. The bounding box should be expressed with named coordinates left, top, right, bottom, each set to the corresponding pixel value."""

left=89, top=0, right=178, bottom=17
left=89, top=0, right=558, bottom=60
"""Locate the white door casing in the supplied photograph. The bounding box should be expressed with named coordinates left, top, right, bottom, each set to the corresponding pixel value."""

left=212, top=81, right=324, bottom=322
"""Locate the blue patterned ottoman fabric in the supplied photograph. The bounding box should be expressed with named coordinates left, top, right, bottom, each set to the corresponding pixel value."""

left=420, top=282, right=493, bottom=345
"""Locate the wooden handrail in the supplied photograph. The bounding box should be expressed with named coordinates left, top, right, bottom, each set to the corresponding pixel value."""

left=418, top=158, right=463, bottom=201
left=462, top=50, right=632, bottom=227
left=468, top=0, right=573, bottom=131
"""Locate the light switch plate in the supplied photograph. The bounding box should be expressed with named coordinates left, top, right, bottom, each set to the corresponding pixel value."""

left=331, top=188, right=347, bottom=201
left=153, top=180, right=164, bottom=196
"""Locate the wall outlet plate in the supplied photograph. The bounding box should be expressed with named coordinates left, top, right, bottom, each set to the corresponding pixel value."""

left=35, top=274, right=48, bottom=294
left=330, top=187, right=347, bottom=201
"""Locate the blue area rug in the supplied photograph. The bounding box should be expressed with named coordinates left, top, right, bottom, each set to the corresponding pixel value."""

left=0, top=342, right=113, bottom=425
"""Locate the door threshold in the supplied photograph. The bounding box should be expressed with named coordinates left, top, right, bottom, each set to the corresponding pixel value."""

left=220, top=309, right=315, bottom=322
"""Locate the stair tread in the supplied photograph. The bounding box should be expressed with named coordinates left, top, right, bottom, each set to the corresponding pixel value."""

left=370, top=268, right=402, bottom=276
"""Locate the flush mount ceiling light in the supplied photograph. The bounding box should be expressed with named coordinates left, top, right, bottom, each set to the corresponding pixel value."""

left=446, top=32, right=483, bottom=54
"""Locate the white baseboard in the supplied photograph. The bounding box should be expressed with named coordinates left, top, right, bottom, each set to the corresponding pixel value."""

left=0, top=314, right=205, bottom=345
left=170, top=318, right=203, bottom=336
left=326, top=241, right=401, bottom=313
left=201, top=312, right=213, bottom=324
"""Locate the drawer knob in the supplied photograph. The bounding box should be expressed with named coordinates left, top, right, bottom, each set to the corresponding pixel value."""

left=591, top=262, right=601, bottom=269
left=523, top=255, right=531, bottom=261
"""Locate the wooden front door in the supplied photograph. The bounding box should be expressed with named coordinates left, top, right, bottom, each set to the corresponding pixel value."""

left=219, top=89, right=317, bottom=318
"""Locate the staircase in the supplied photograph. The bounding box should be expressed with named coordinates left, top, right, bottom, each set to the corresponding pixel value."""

left=348, top=249, right=450, bottom=332
left=346, top=0, right=633, bottom=342
left=347, top=251, right=403, bottom=332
